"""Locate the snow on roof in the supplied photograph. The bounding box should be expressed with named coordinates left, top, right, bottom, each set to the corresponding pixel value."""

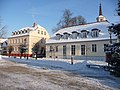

left=47, top=21, right=117, bottom=44
left=0, top=39, right=7, bottom=43
left=9, top=33, right=29, bottom=38
left=1, top=40, right=8, bottom=47
left=9, top=24, right=44, bottom=38
left=18, top=26, right=35, bottom=31
left=54, top=22, right=110, bottom=36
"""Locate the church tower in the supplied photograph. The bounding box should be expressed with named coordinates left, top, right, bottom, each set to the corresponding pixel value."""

left=96, top=3, right=106, bottom=22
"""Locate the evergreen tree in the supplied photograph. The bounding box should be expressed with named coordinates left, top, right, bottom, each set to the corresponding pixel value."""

left=117, top=0, right=120, bottom=16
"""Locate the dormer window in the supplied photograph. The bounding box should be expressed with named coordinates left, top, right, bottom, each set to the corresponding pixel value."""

left=63, top=32, right=70, bottom=39
left=63, top=32, right=68, bottom=39
left=25, top=30, right=27, bottom=33
left=72, top=31, right=79, bottom=39
left=12, top=32, right=15, bottom=35
left=91, top=28, right=100, bottom=38
left=16, top=32, right=18, bottom=35
left=81, top=30, right=89, bottom=38
left=18, top=31, right=21, bottom=34
left=56, top=33, right=62, bottom=40
left=22, top=30, right=24, bottom=34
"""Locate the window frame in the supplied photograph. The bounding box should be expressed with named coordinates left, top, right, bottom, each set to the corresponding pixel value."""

left=63, top=45, right=67, bottom=55
left=92, top=44, right=97, bottom=52
left=38, top=30, right=40, bottom=34
left=81, top=45, right=85, bottom=55
left=41, top=31, right=43, bottom=35
left=71, top=45, right=76, bottom=56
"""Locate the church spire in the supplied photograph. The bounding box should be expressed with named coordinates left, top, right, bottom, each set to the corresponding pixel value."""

left=96, top=3, right=107, bottom=22
left=99, top=3, right=102, bottom=16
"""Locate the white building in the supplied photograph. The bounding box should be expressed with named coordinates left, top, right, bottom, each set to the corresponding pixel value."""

left=46, top=4, right=116, bottom=61
left=0, top=38, right=8, bottom=55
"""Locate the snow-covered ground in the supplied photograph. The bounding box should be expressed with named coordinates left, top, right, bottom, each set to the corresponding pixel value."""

left=1, top=56, right=120, bottom=90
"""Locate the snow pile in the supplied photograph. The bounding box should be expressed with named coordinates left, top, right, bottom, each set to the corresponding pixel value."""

left=1, top=56, right=120, bottom=89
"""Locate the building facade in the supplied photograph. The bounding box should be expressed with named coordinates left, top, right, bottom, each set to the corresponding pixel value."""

left=8, top=22, right=50, bottom=57
left=46, top=4, right=116, bottom=60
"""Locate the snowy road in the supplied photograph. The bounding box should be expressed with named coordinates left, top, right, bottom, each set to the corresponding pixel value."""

left=1, top=56, right=120, bottom=90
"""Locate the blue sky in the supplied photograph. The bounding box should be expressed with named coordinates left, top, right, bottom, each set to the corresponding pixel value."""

left=0, top=0, right=119, bottom=37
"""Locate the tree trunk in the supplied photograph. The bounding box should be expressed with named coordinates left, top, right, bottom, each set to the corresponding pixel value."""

left=20, top=53, right=22, bottom=59
left=9, top=53, right=10, bottom=57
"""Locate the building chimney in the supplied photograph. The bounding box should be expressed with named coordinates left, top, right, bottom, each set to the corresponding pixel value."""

left=33, top=22, right=37, bottom=27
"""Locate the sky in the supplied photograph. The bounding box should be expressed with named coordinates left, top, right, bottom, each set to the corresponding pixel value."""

left=0, top=0, right=119, bottom=37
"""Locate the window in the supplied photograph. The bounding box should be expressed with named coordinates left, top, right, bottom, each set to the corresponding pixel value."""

left=56, top=34, right=61, bottom=40
left=81, top=45, right=85, bottom=55
left=22, top=31, right=24, bottom=33
left=64, top=34, right=68, bottom=39
left=41, top=31, right=43, bottom=35
left=16, top=39, right=17, bottom=43
left=71, top=45, right=75, bottom=55
left=81, top=30, right=89, bottom=38
left=38, top=30, right=40, bottom=34
left=18, top=31, right=21, bottom=34
left=92, top=29, right=99, bottom=37
left=93, top=31, right=98, bottom=37
left=22, top=38, right=23, bottom=43
left=44, top=31, right=46, bottom=35
left=12, top=32, right=15, bottom=35
left=92, top=44, right=97, bottom=52
left=56, top=46, right=58, bottom=52
left=63, top=33, right=69, bottom=39
left=72, top=31, right=78, bottom=39
left=81, top=32, right=87, bottom=38
left=19, top=39, right=20, bottom=43
left=63, top=45, right=66, bottom=55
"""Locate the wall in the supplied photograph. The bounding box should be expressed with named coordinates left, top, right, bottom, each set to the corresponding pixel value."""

left=46, top=39, right=113, bottom=60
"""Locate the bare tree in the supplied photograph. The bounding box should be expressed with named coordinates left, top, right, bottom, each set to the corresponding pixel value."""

left=69, top=16, right=86, bottom=26
left=52, top=9, right=86, bottom=33
left=7, top=45, right=14, bottom=57
left=0, top=17, right=7, bottom=38
left=76, top=15, right=86, bottom=25
left=62, top=9, right=73, bottom=27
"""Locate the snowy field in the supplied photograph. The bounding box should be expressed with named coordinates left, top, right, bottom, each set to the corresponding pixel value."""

left=0, top=56, right=120, bottom=90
